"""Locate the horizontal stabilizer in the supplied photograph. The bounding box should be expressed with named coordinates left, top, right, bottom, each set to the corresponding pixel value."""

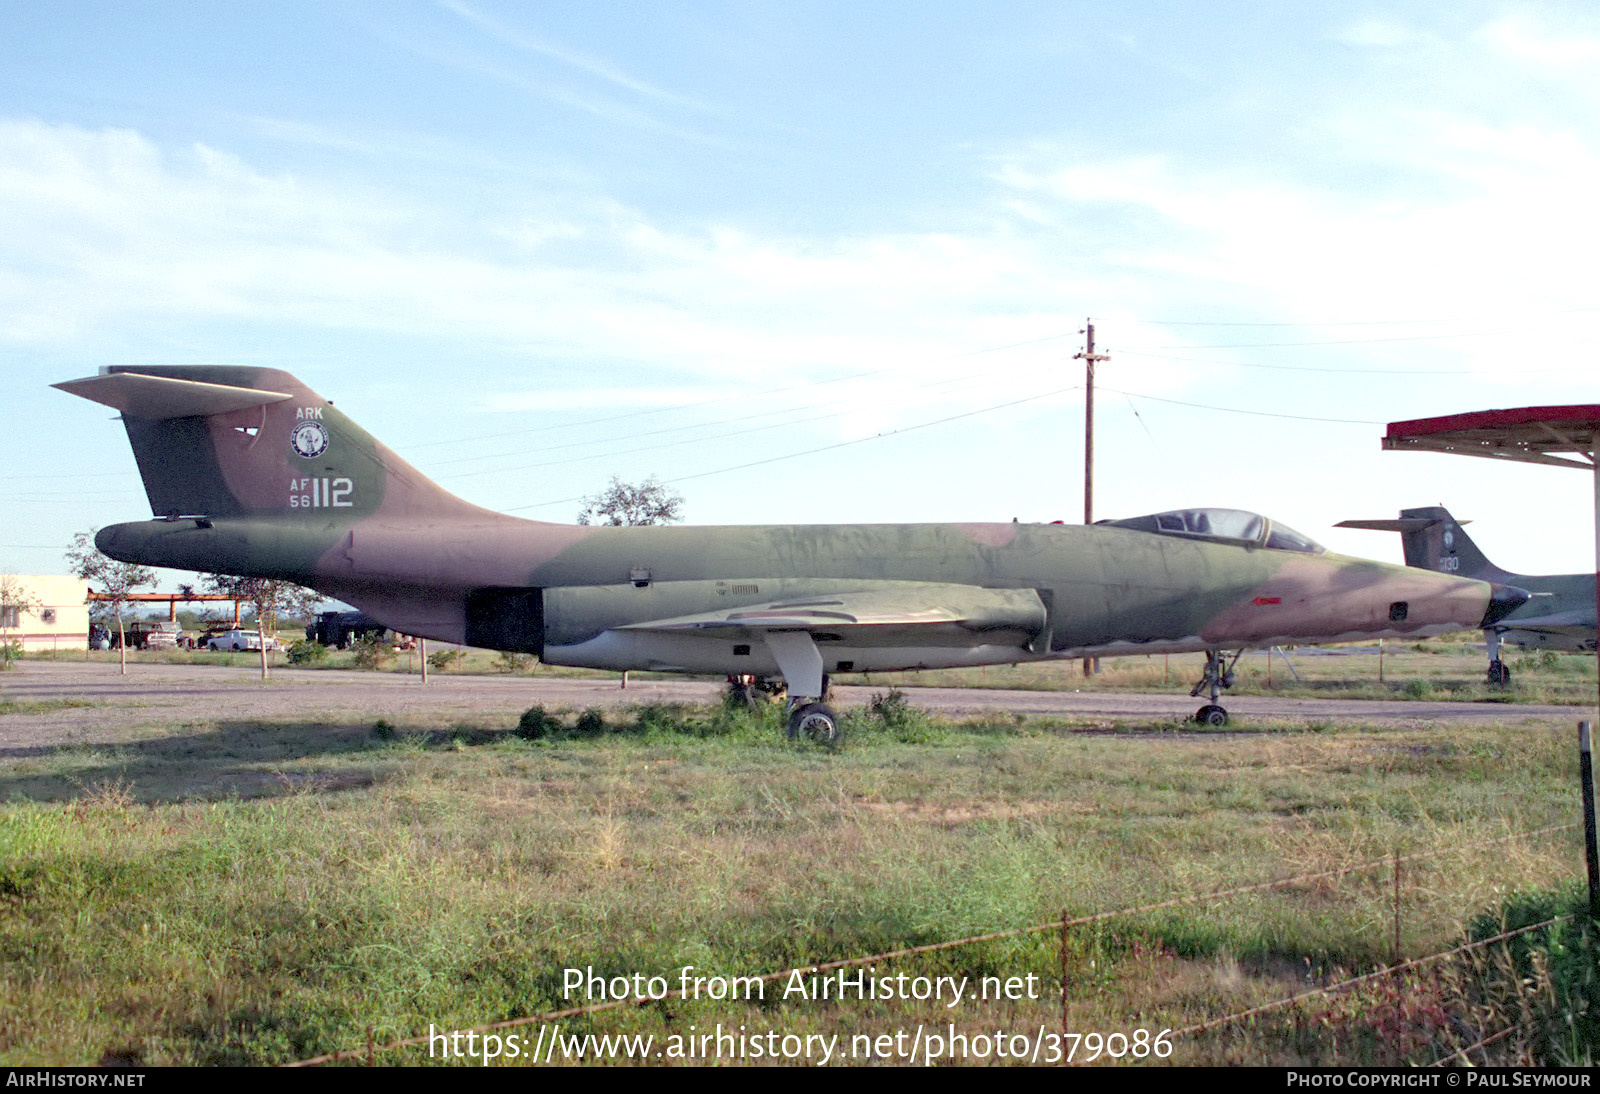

left=53, top=371, right=292, bottom=420
left=1335, top=518, right=1442, bottom=533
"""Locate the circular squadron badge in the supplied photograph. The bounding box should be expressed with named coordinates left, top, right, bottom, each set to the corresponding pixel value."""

left=291, top=421, right=330, bottom=459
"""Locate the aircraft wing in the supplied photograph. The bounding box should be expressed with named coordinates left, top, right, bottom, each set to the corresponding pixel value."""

left=1496, top=609, right=1594, bottom=631
left=603, top=583, right=1048, bottom=696
left=617, top=584, right=1047, bottom=643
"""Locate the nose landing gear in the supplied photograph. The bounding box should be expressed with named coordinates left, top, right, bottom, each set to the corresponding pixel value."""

left=1191, top=648, right=1241, bottom=726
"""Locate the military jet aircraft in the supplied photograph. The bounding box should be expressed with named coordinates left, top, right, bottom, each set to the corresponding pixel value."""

left=1338, top=506, right=1596, bottom=684
left=56, top=366, right=1528, bottom=737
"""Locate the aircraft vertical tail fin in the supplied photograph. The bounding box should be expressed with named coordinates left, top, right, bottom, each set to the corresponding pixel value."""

left=1337, top=506, right=1508, bottom=580
left=53, top=365, right=488, bottom=523
left=1396, top=506, right=1507, bottom=579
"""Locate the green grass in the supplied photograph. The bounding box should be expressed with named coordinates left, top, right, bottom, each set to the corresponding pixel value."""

left=839, top=638, right=1599, bottom=705
left=24, top=632, right=1598, bottom=706
left=0, top=697, right=107, bottom=716
left=0, top=701, right=1589, bottom=1065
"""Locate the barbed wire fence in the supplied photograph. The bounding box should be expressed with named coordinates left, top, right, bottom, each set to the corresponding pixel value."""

left=288, top=818, right=1588, bottom=1067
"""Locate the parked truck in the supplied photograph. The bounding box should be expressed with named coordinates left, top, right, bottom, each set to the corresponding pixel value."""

left=305, top=611, right=389, bottom=649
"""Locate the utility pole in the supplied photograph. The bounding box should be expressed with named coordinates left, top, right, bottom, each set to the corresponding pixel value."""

left=1075, top=319, right=1110, bottom=676
left=1075, top=319, right=1109, bottom=526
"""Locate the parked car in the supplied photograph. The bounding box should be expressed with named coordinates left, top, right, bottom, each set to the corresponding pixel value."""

left=112, top=620, right=186, bottom=649
left=136, top=620, right=185, bottom=649
left=206, top=629, right=281, bottom=652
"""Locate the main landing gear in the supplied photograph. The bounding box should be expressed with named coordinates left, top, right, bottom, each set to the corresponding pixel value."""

left=787, top=700, right=840, bottom=746
left=1190, top=649, right=1241, bottom=726
left=785, top=672, right=839, bottom=746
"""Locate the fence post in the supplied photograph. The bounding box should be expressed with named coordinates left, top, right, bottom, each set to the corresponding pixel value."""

left=1060, top=909, right=1069, bottom=1040
left=1392, top=851, right=1402, bottom=963
left=1581, top=722, right=1599, bottom=918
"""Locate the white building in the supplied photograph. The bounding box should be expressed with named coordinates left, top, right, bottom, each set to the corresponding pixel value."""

left=1, top=575, right=90, bottom=652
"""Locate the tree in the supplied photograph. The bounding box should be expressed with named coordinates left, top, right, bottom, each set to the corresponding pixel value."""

left=202, top=575, right=324, bottom=680
left=576, top=476, right=685, bottom=527
left=0, top=574, right=43, bottom=670
left=66, top=531, right=155, bottom=676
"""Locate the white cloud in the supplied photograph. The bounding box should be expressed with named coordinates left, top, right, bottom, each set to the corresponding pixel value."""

left=1478, top=11, right=1600, bottom=69
left=989, top=105, right=1600, bottom=375
left=440, top=0, right=715, bottom=113
left=0, top=118, right=1125, bottom=443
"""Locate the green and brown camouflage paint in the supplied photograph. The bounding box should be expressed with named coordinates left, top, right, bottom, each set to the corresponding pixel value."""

left=57, top=366, right=1523, bottom=686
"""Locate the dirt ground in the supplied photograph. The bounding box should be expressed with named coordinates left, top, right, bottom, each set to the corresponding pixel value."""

left=0, top=660, right=1586, bottom=754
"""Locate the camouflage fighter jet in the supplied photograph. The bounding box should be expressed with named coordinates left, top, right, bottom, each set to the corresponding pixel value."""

left=55, top=366, right=1529, bottom=736
left=1338, top=506, right=1596, bottom=684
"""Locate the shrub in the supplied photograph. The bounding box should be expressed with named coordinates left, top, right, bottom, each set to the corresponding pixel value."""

left=495, top=651, right=534, bottom=674
left=426, top=647, right=463, bottom=672
left=0, top=640, right=21, bottom=671
left=865, top=688, right=940, bottom=742
left=351, top=633, right=395, bottom=671
left=515, top=706, right=562, bottom=740
left=285, top=638, right=329, bottom=665
left=868, top=688, right=914, bottom=726
left=574, top=708, right=606, bottom=736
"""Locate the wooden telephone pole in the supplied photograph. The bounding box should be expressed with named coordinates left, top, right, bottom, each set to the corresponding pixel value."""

left=1075, top=319, right=1110, bottom=675
left=1075, top=319, right=1109, bottom=525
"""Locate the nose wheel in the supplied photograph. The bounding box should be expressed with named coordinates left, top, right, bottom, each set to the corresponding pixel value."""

left=1484, top=630, right=1512, bottom=686
left=1190, top=649, right=1241, bottom=726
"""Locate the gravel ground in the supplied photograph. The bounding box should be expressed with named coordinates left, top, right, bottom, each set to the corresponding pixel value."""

left=0, top=660, right=1587, bottom=754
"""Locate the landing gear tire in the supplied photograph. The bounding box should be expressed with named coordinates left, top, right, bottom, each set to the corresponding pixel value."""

left=1486, top=659, right=1511, bottom=686
left=1194, top=704, right=1229, bottom=727
left=787, top=702, right=840, bottom=747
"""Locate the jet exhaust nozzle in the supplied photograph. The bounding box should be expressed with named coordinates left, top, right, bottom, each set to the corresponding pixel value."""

left=1480, top=583, right=1531, bottom=629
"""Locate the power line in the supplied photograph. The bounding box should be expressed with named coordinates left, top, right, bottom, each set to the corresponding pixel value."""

left=504, top=383, right=1084, bottom=512
left=1103, top=385, right=1382, bottom=425
left=405, top=331, right=1082, bottom=454
left=1116, top=348, right=1574, bottom=375
left=1121, top=329, right=1506, bottom=351
left=430, top=372, right=985, bottom=470
left=1129, top=304, right=1600, bottom=327
left=447, top=404, right=863, bottom=479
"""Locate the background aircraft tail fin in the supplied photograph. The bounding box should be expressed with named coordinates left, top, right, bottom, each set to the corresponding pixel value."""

left=54, top=365, right=487, bottom=522
left=1337, top=506, right=1508, bottom=580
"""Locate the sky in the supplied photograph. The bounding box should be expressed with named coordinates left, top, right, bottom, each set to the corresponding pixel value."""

left=4, top=0, right=1600, bottom=590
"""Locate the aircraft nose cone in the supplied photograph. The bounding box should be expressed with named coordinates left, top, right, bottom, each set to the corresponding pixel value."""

left=1480, top=583, right=1531, bottom=628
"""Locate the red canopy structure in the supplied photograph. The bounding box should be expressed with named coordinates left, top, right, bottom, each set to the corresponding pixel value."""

left=1384, top=404, right=1600, bottom=713
left=1384, top=405, right=1600, bottom=470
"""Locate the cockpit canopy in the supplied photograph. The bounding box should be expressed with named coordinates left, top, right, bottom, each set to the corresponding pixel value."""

left=1102, top=508, right=1325, bottom=554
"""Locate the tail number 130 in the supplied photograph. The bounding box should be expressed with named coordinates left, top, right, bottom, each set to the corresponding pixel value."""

left=288, top=478, right=354, bottom=508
